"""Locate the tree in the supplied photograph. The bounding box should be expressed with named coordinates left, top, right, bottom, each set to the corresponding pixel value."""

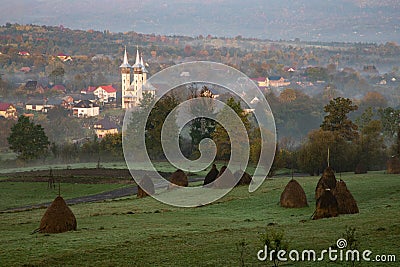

left=356, top=119, right=386, bottom=170
left=212, top=97, right=250, bottom=161
left=99, top=133, right=123, bottom=159
left=189, top=86, right=216, bottom=158
left=49, top=66, right=65, bottom=84
left=321, top=97, right=359, bottom=141
left=297, top=129, right=357, bottom=175
left=7, top=116, right=50, bottom=160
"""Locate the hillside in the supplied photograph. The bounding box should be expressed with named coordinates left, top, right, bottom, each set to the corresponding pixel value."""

left=0, top=0, right=399, bottom=43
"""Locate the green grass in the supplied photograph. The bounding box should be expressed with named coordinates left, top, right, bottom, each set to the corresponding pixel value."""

left=0, top=162, right=129, bottom=174
left=0, top=182, right=126, bottom=211
left=0, top=161, right=249, bottom=177
left=0, top=172, right=399, bottom=266
left=0, top=151, right=17, bottom=161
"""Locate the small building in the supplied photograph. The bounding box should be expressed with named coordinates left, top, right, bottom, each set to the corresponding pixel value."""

left=57, top=53, right=72, bottom=62
left=25, top=99, right=47, bottom=112
left=0, top=102, right=17, bottom=119
left=80, top=86, right=96, bottom=94
left=24, top=81, right=45, bottom=94
left=93, top=118, right=118, bottom=138
left=61, top=96, right=74, bottom=110
left=94, top=85, right=117, bottom=103
left=251, top=77, right=268, bottom=87
left=51, top=84, right=67, bottom=93
left=18, top=51, right=30, bottom=56
left=25, top=99, right=57, bottom=113
left=73, top=100, right=99, bottom=118
left=267, top=76, right=291, bottom=87
left=19, top=67, right=31, bottom=73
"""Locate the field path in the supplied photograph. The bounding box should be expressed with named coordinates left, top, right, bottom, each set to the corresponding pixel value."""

left=0, top=177, right=204, bottom=213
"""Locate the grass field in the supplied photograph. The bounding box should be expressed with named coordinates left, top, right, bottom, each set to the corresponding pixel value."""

left=0, top=182, right=126, bottom=211
left=0, top=171, right=399, bottom=266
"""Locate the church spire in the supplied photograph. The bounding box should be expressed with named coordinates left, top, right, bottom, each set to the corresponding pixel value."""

left=119, top=46, right=131, bottom=68
left=134, top=46, right=141, bottom=67
left=141, top=56, right=148, bottom=73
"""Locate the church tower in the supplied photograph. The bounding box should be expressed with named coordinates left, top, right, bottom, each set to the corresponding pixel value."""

left=120, top=47, right=131, bottom=109
left=131, top=47, right=144, bottom=103
left=120, top=46, right=152, bottom=109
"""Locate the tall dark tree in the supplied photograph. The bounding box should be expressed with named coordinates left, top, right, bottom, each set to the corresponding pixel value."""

left=189, top=86, right=216, bottom=158
left=49, top=66, right=65, bottom=84
left=321, top=97, right=359, bottom=141
left=7, top=116, right=50, bottom=160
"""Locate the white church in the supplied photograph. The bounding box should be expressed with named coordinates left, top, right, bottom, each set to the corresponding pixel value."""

left=120, top=47, right=154, bottom=109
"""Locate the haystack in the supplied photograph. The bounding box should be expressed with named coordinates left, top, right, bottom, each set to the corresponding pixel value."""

left=315, top=167, right=337, bottom=200
left=203, top=164, right=219, bottom=186
left=137, top=175, right=155, bottom=198
left=313, top=189, right=339, bottom=220
left=39, top=196, right=77, bottom=233
left=354, top=162, right=367, bottom=174
left=333, top=180, right=359, bottom=214
left=213, top=166, right=235, bottom=189
left=168, top=169, right=188, bottom=189
left=387, top=157, right=400, bottom=174
left=233, top=170, right=252, bottom=186
left=280, top=179, right=308, bottom=208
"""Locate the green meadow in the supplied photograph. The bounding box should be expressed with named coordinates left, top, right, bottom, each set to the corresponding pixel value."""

left=0, top=171, right=399, bottom=266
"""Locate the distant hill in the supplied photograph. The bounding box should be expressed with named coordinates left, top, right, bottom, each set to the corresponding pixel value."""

left=0, top=0, right=399, bottom=43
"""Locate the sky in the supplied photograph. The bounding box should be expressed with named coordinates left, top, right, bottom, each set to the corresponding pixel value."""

left=1, top=0, right=399, bottom=43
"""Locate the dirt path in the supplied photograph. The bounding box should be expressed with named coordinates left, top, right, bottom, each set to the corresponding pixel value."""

left=0, top=177, right=205, bottom=213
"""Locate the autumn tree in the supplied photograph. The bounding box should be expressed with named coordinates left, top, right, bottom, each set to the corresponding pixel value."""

left=49, top=66, right=65, bottom=84
left=321, top=97, right=359, bottom=141
left=7, top=116, right=50, bottom=160
left=297, top=129, right=357, bottom=175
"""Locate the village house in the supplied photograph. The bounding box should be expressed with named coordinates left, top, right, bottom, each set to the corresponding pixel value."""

left=94, top=85, right=117, bottom=103
left=57, top=53, right=73, bottom=62
left=93, top=118, right=118, bottom=138
left=80, top=86, right=96, bottom=94
left=25, top=99, right=58, bottom=113
left=24, top=81, right=46, bottom=94
left=0, top=102, right=17, bottom=119
left=25, top=99, right=47, bottom=112
left=50, top=84, right=67, bottom=93
left=73, top=100, right=99, bottom=118
left=61, top=96, right=74, bottom=109
left=267, top=76, right=291, bottom=87
left=18, top=51, right=30, bottom=56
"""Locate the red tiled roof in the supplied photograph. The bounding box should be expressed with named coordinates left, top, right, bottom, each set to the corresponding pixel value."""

left=0, top=102, right=12, bottom=111
left=51, top=84, right=66, bottom=92
left=97, top=85, right=116, bottom=93
left=251, top=77, right=266, bottom=82
left=82, top=86, right=96, bottom=93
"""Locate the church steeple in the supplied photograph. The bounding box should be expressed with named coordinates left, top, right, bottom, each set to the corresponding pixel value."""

left=133, top=46, right=142, bottom=68
left=141, top=56, right=148, bottom=73
left=120, top=46, right=131, bottom=68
